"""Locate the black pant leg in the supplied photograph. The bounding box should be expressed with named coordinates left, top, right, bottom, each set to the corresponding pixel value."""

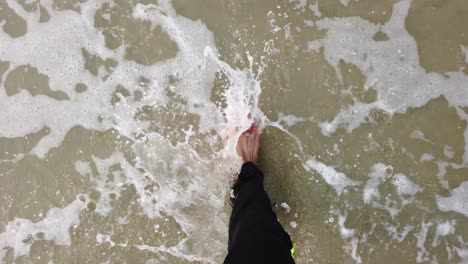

left=224, top=162, right=295, bottom=264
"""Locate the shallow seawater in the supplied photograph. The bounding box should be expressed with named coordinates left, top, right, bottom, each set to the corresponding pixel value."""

left=1, top=0, right=468, bottom=263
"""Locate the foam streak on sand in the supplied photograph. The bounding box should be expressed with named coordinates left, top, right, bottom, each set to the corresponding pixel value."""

left=304, top=158, right=360, bottom=195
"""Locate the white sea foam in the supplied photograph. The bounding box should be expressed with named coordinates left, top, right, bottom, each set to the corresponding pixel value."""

left=461, top=45, right=468, bottom=64
left=432, top=221, right=456, bottom=248
left=96, top=233, right=117, bottom=247
left=310, top=1, right=322, bottom=17
left=338, top=0, right=351, bottom=7
left=410, top=130, right=428, bottom=141
left=75, top=153, right=127, bottom=215
left=277, top=113, right=306, bottom=127
left=337, top=214, right=362, bottom=263
left=436, top=182, right=468, bottom=217
left=95, top=233, right=211, bottom=262
left=304, top=158, right=360, bottom=195
left=363, top=163, right=420, bottom=218
left=0, top=0, right=231, bottom=159
left=455, top=247, right=468, bottom=263
left=436, top=161, right=449, bottom=178
left=0, top=11, right=115, bottom=157
left=444, top=145, right=455, bottom=159
left=289, top=0, right=307, bottom=9
left=313, top=0, right=468, bottom=140
left=290, top=0, right=468, bottom=261
left=320, top=102, right=381, bottom=135
left=416, top=222, right=432, bottom=263
left=131, top=133, right=232, bottom=261
left=0, top=0, right=264, bottom=261
left=363, top=163, right=391, bottom=204
left=0, top=195, right=88, bottom=260
left=384, top=223, right=414, bottom=243
left=1, top=0, right=467, bottom=262
left=307, top=40, right=322, bottom=52
left=465, top=129, right=468, bottom=164
left=392, top=173, right=423, bottom=196
left=304, top=19, right=314, bottom=27
left=420, top=153, right=434, bottom=162
left=337, top=214, right=354, bottom=238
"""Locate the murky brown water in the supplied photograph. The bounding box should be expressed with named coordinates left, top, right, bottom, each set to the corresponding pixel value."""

left=1, top=0, right=468, bottom=263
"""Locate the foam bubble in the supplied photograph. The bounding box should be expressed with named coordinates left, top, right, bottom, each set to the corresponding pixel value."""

left=281, top=202, right=292, bottom=213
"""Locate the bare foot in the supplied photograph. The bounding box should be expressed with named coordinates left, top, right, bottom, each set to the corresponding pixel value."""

left=236, top=123, right=260, bottom=165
